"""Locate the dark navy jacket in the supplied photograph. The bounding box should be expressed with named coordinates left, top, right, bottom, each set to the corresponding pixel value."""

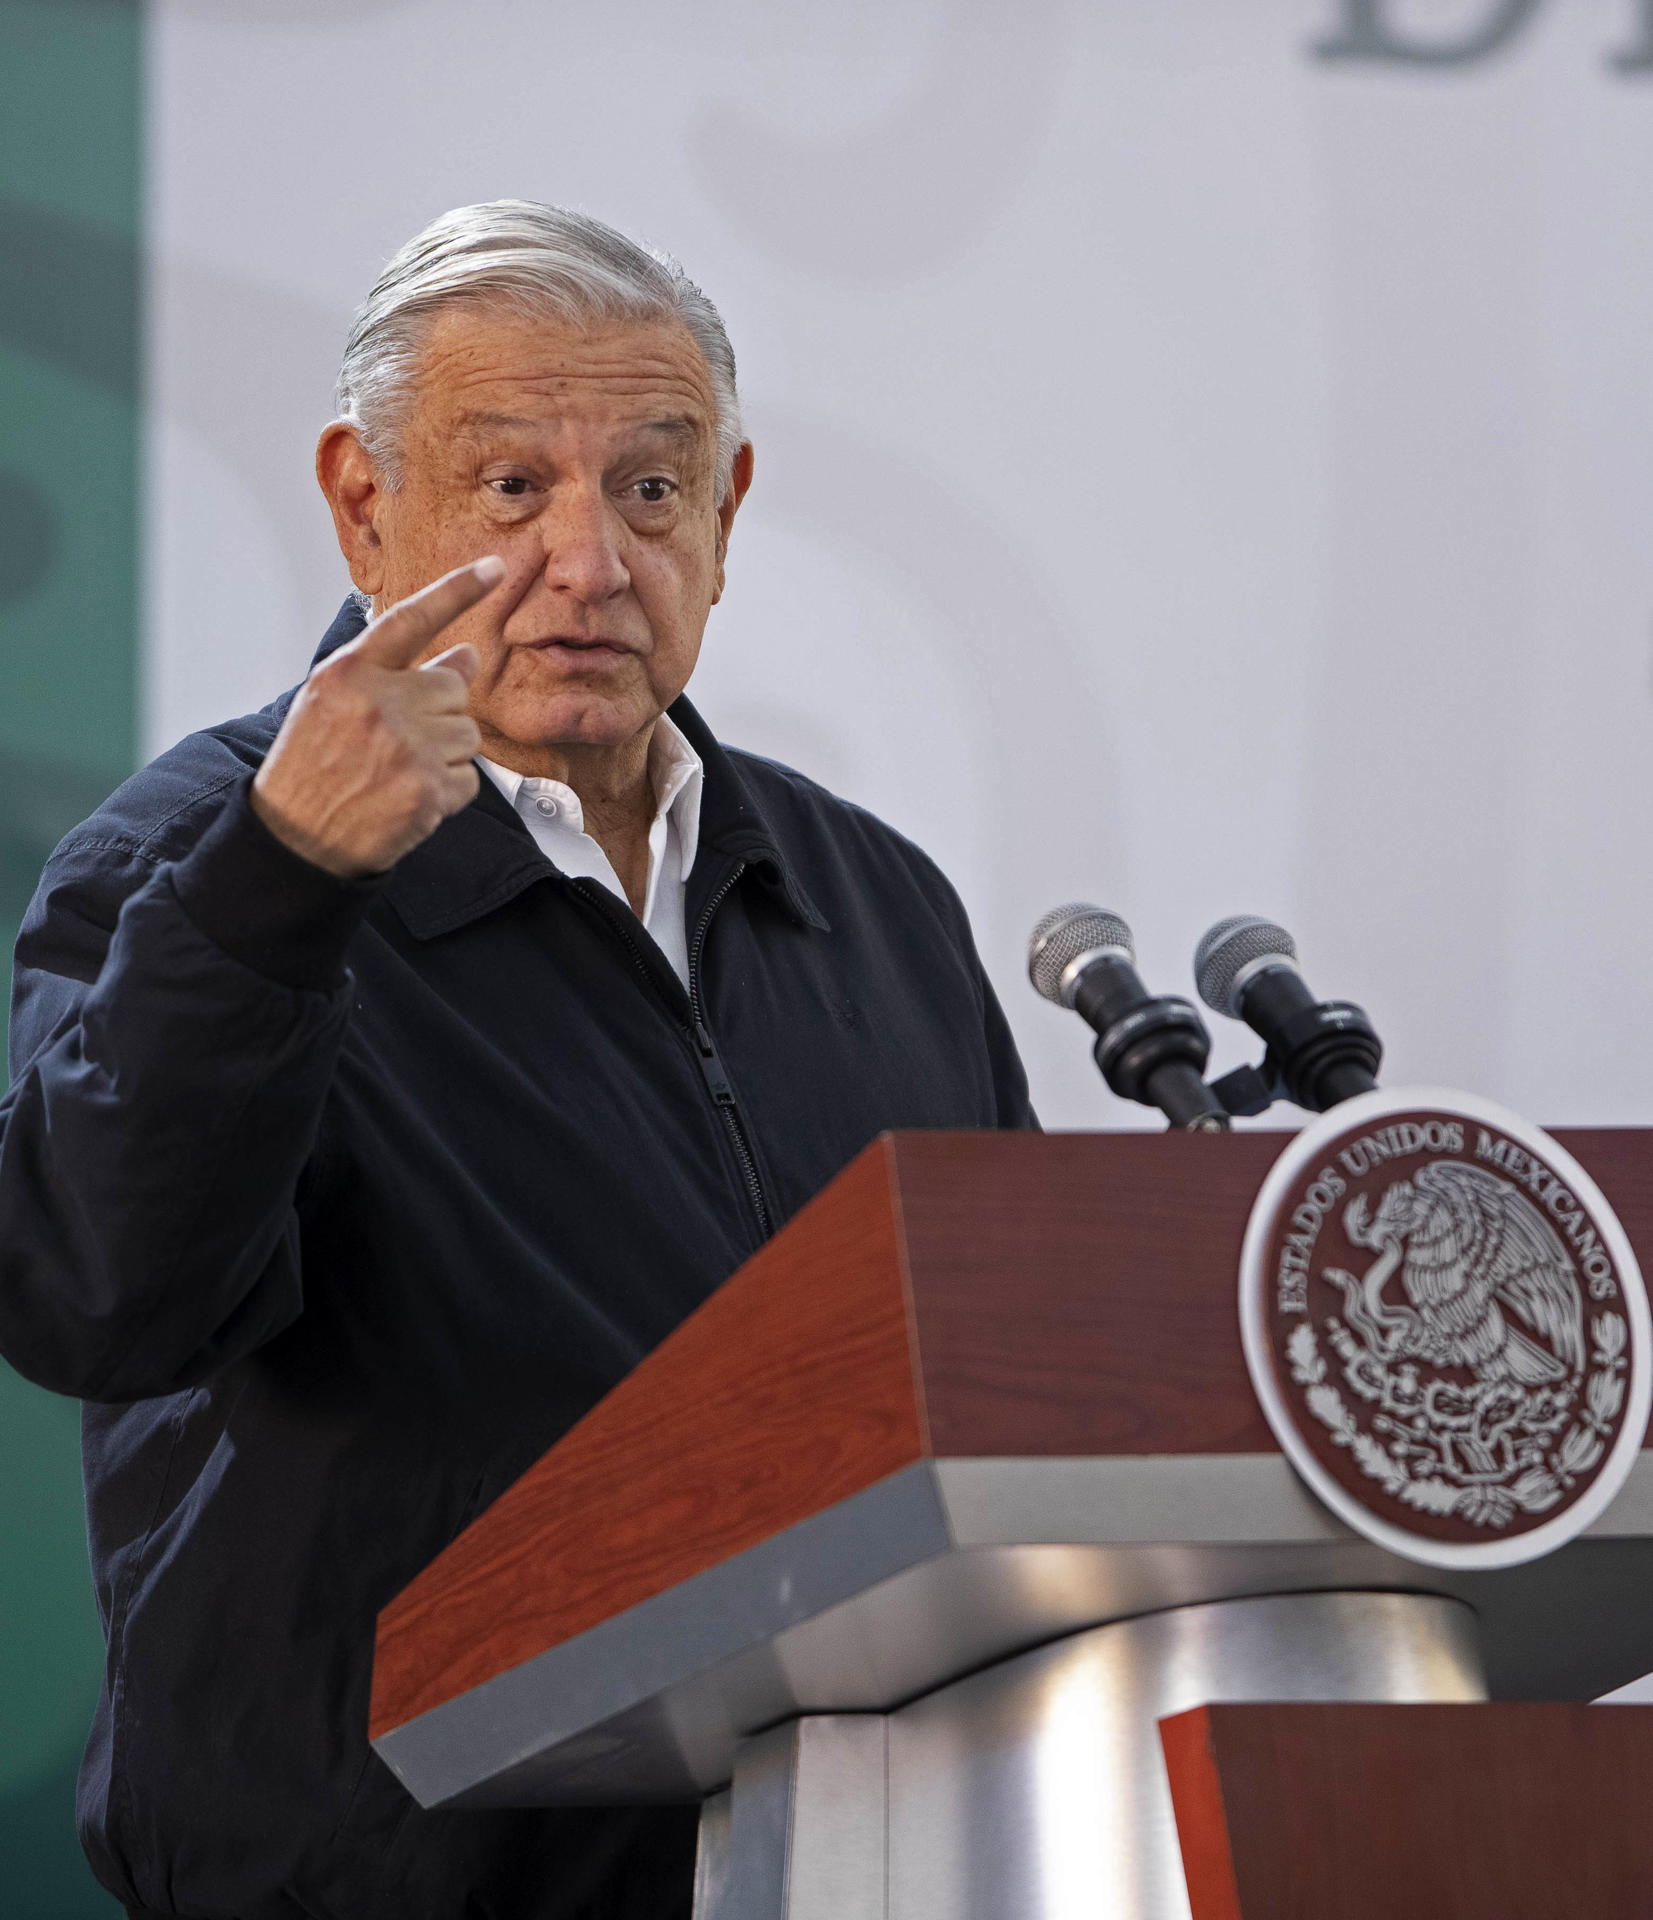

left=0, top=601, right=1034, bottom=1920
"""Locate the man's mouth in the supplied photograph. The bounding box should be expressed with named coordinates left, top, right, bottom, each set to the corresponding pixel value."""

left=526, top=637, right=634, bottom=661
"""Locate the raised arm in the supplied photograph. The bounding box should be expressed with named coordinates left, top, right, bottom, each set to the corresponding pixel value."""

left=0, top=561, right=500, bottom=1401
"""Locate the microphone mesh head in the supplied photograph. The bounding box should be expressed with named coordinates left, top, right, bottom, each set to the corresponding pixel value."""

left=1194, top=915, right=1298, bottom=1018
left=1028, top=904, right=1134, bottom=1006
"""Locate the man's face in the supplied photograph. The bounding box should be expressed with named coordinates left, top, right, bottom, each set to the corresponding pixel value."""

left=352, top=306, right=744, bottom=767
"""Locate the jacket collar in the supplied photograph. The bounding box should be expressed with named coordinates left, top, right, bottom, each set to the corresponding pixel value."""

left=664, top=691, right=830, bottom=934
left=311, top=594, right=370, bottom=666
left=310, top=599, right=828, bottom=940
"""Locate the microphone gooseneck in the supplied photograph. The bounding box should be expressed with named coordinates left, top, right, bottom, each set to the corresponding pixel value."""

left=1029, top=905, right=1229, bottom=1131
left=1194, top=914, right=1382, bottom=1112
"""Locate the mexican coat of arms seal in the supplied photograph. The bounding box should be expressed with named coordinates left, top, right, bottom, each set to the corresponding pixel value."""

left=1240, top=1088, right=1652, bottom=1568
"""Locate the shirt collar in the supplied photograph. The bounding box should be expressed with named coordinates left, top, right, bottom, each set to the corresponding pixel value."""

left=645, top=711, right=703, bottom=879
left=476, top=712, right=703, bottom=878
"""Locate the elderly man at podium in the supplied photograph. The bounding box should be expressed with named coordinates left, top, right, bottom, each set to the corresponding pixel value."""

left=0, top=204, right=1033, bottom=1920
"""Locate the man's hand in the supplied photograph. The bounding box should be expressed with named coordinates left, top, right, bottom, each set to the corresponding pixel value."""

left=251, top=558, right=504, bottom=879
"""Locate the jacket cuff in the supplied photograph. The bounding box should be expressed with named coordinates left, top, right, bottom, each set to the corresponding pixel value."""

left=170, top=778, right=383, bottom=991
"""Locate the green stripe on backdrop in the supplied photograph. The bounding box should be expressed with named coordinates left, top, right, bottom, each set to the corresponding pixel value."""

left=1, top=0, right=139, bottom=1912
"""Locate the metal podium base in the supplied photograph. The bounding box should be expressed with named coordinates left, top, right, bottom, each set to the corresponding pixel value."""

left=691, top=1589, right=1486, bottom=1920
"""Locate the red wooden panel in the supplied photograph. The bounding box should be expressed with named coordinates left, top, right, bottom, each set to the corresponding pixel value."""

left=896, top=1128, right=1653, bottom=1458
left=1162, top=1702, right=1653, bottom=1919
left=1159, top=1706, right=1242, bottom=1920
left=896, top=1130, right=1285, bottom=1455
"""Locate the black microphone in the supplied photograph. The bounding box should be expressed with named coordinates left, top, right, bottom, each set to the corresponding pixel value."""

left=1028, top=905, right=1228, bottom=1131
left=1193, top=915, right=1382, bottom=1113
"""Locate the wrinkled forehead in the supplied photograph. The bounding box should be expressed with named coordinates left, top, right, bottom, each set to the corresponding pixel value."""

left=408, top=303, right=718, bottom=456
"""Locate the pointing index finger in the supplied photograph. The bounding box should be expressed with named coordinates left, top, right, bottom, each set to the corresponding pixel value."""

left=351, top=557, right=505, bottom=671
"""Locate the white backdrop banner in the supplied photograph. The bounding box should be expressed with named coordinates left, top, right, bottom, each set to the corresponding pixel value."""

left=145, top=0, right=1653, bottom=1130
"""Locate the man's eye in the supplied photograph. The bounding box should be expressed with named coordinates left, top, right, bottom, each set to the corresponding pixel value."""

left=490, top=477, right=531, bottom=497
left=634, top=477, right=674, bottom=504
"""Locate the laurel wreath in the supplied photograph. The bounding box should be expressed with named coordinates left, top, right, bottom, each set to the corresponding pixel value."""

left=1285, top=1312, right=1628, bottom=1530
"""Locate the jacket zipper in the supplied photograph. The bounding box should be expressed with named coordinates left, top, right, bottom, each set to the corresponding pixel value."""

left=570, top=871, right=774, bottom=1243
left=687, top=866, right=773, bottom=1241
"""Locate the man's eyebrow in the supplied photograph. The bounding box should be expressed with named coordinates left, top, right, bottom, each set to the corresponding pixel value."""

left=455, top=412, right=704, bottom=441
left=458, top=411, right=544, bottom=432
left=635, top=416, right=700, bottom=443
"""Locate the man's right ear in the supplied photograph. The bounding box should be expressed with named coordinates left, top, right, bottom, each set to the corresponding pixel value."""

left=316, top=421, right=388, bottom=598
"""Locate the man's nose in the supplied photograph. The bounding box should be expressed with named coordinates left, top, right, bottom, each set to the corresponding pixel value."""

left=541, top=484, right=629, bottom=604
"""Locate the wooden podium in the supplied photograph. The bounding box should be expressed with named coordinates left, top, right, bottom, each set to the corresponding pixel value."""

left=370, top=1131, right=1653, bottom=1919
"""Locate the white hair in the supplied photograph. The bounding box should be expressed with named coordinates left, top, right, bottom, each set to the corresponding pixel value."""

left=335, top=200, right=744, bottom=499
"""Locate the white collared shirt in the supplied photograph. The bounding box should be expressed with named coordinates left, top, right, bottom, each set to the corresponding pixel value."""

left=477, top=715, right=704, bottom=987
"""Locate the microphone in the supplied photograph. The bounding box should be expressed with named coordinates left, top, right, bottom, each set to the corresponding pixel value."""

left=1029, top=905, right=1228, bottom=1131
left=1193, top=915, right=1382, bottom=1112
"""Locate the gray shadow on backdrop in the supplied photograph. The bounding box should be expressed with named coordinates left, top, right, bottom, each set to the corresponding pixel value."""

left=153, top=259, right=353, bottom=642
left=155, top=0, right=404, bottom=13
left=1292, top=84, right=1532, bottom=1093
left=688, top=0, right=1076, bottom=282
left=731, top=406, right=1122, bottom=954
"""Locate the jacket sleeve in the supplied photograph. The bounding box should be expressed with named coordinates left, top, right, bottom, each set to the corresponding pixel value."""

left=0, top=777, right=379, bottom=1401
left=880, top=816, right=1039, bottom=1132
left=979, top=964, right=1039, bottom=1131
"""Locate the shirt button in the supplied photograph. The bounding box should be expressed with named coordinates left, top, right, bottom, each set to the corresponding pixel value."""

left=534, top=797, right=558, bottom=818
